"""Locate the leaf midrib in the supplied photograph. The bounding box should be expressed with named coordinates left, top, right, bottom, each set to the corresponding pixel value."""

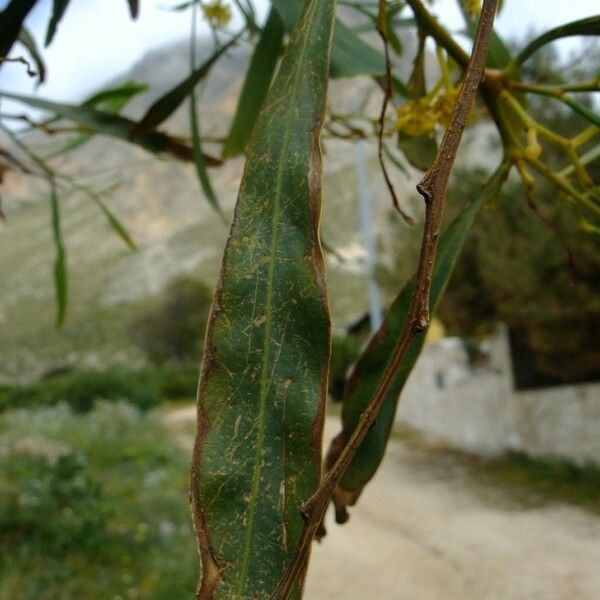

left=235, top=1, right=321, bottom=595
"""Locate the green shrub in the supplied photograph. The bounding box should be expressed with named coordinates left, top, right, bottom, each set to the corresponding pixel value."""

left=131, top=276, right=212, bottom=364
left=157, top=364, right=199, bottom=400
left=0, top=368, right=160, bottom=412
left=0, top=365, right=200, bottom=414
left=0, top=450, right=109, bottom=556
left=0, top=402, right=197, bottom=598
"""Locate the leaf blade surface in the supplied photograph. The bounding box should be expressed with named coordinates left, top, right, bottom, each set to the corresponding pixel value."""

left=190, top=0, right=336, bottom=597
left=328, top=164, right=510, bottom=519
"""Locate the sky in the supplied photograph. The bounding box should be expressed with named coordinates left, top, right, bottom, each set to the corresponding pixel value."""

left=0, top=0, right=598, bottom=104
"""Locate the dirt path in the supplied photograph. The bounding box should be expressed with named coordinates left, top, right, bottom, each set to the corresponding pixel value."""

left=165, top=406, right=600, bottom=599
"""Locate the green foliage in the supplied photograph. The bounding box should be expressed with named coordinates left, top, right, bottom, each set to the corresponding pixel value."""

left=0, top=0, right=37, bottom=58
left=328, top=165, right=510, bottom=519
left=0, top=402, right=196, bottom=599
left=223, top=7, right=285, bottom=158
left=0, top=365, right=200, bottom=414
left=328, top=334, right=362, bottom=402
left=439, top=168, right=600, bottom=385
left=0, top=369, right=161, bottom=413
left=0, top=1, right=599, bottom=596
left=130, top=276, right=212, bottom=365
left=0, top=451, right=109, bottom=556
left=190, top=0, right=335, bottom=595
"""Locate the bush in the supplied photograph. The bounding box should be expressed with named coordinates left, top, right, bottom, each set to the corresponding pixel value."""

left=0, top=368, right=161, bottom=413
left=0, top=364, right=201, bottom=414
left=157, top=363, right=199, bottom=400
left=0, top=402, right=197, bottom=598
left=131, top=276, right=213, bottom=364
left=0, top=450, right=109, bottom=556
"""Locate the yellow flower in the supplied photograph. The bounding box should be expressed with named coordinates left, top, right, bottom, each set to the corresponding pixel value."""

left=432, top=88, right=459, bottom=127
left=396, top=98, right=438, bottom=136
left=201, top=1, right=232, bottom=29
left=463, top=0, right=481, bottom=17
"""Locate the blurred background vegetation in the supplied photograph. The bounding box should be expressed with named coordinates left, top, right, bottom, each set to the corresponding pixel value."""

left=0, top=0, right=599, bottom=597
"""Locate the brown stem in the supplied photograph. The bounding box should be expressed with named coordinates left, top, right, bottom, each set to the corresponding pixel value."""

left=376, top=0, right=415, bottom=225
left=270, top=0, right=500, bottom=596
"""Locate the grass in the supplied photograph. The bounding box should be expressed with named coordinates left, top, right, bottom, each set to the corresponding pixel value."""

left=1, top=400, right=599, bottom=599
left=0, top=365, right=200, bottom=413
left=0, top=401, right=198, bottom=599
left=473, top=452, right=600, bottom=515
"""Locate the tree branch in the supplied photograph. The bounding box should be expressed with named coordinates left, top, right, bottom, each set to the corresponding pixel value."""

left=271, top=0, right=500, bottom=596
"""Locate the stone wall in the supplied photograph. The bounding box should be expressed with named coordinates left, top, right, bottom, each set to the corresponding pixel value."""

left=396, top=327, right=600, bottom=465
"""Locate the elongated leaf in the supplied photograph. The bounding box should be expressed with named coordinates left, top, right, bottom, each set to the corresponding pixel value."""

left=272, top=0, right=385, bottom=78
left=0, top=91, right=221, bottom=166
left=127, top=0, right=139, bottom=19
left=397, top=34, right=438, bottom=170
left=49, top=81, right=148, bottom=158
left=561, top=96, right=600, bottom=128
left=17, top=26, right=46, bottom=84
left=0, top=0, right=37, bottom=59
left=327, top=163, right=511, bottom=520
left=189, top=3, right=221, bottom=213
left=131, top=37, right=238, bottom=138
left=49, top=178, right=67, bottom=327
left=513, top=15, right=600, bottom=67
left=83, top=80, right=148, bottom=109
left=454, top=0, right=511, bottom=68
left=190, top=0, right=335, bottom=596
left=398, top=130, right=438, bottom=170
left=46, top=0, right=70, bottom=47
left=190, top=96, right=222, bottom=212
left=223, top=8, right=284, bottom=158
left=86, top=190, right=137, bottom=251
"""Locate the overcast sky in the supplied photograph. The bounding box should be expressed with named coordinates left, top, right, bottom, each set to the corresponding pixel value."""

left=0, top=0, right=598, bottom=103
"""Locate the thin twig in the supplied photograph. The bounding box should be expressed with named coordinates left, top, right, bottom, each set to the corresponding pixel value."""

left=376, top=0, right=415, bottom=225
left=0, top=55, right=37, bottom=78
left=271, top=0, right=500, bottom=596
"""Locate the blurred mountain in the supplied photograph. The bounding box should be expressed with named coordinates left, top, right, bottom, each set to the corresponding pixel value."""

left=0, top=26, right=500, bottom=381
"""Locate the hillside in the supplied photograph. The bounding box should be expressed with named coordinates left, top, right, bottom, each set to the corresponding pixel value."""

left=0, top=32, right=498, bottom=382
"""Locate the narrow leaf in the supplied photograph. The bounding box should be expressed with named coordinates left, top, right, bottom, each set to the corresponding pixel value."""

left=0, top=0, right=38, bottom=59
left=49, top=81, right=148, bottom=158
left=17, top=26, right=46, bottom=84
left=398, top=131, right=438, bottom=170
left=49, top=178, right=67, bottom=327
left=327, top=163, right=510, bottom=520
left=0, top=91, right=221, bottom=166
left=222, top=8, right=284, bottom=158
left=45, top=0, right=70, bottom=47
left=513, top=15, right=600, bottom=67
left=83, top=80, right=148, bottom=109
left=455, top=0, right=512, bottom=68
left=131, top=36, right=239, bottom=138
left=190, top=97, right=222, bottom=212
left=190, top=0, right=335, bottom=596
left=127, top=0, right=140, bottom=19
left=189, top=2, right=221, bottom=213
left=271, top=0, right=385, bottom=78
left=93, top=195, right=137, bottom=251
left=561, top=96, right=600, bottom=129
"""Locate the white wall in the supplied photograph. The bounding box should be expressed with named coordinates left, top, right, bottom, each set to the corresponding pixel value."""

left=396, top=327, right=600, bottom=465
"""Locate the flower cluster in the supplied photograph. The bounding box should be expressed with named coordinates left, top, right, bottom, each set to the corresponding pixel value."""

left=201, top=1, right=232, bottom=29
left=396, top=87, right=465, bottom=136
left=463, top=0, right=481, bottom=17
